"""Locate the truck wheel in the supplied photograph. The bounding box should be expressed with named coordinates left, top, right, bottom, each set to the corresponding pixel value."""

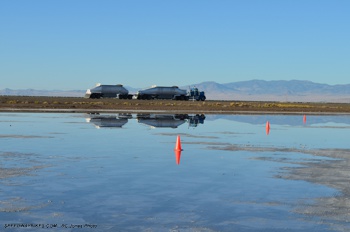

left=91, top=93, right=101, bottom=99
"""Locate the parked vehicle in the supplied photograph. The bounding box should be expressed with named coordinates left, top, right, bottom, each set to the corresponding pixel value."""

left=85, top=84, right=132, bottom=99
left=85, top=83, right=206, bottom=101
left=135, top=86, right=206, bottom=101
left=188, top=87, right=206, bottom=101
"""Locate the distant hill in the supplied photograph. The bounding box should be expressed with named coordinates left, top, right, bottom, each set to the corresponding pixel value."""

left=0, top=88, right=85, bottom=97
left=1, top=80, right=350, bottom=102
left=186, top=80, right=350, bottom=102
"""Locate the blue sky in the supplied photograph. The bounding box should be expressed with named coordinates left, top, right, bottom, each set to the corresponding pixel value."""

left=1, top=0, right=349, bottom=90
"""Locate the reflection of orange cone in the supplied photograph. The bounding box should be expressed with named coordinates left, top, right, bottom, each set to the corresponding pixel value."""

left=175, top=135, right=183, bottom=151
left=303, top=115, right=307, bottom=124
left=266, top=121, right=270, bottom=135
left=174, top=150, right=182, bottom=165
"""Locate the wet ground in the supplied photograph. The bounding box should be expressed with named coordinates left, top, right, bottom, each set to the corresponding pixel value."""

left=0, top=113, right=350, bottom=231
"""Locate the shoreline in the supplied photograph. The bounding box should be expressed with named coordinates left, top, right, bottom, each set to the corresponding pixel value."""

left=1, top=108, right=350, bottom=115
left=1, top=96, right=350, bottom=115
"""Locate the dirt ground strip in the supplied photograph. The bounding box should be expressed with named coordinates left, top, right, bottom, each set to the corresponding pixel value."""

left=1, top=96, right=350, bottom=114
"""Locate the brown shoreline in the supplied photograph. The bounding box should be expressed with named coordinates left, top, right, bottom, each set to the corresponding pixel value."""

left=1, top=96, right=350, bottom=114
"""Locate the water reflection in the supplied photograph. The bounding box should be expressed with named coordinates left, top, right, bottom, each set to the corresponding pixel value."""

left=85, top=114, right=128, bottom=128
left=85, top=113, right=350, bottom=129
left=137, top=114, right=186, bottom=128
left=266, top=121, right=270, bottom=135
left=85, top=113, right=206, bottom=129
left=2, top=113, right=350, bottom=231
left=174, top=150, right=182, bottom=165
left=205, top=114, right=350, bottom=126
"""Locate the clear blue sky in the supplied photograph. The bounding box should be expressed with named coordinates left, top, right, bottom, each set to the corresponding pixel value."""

left=1, top=0, right=349, bottom=90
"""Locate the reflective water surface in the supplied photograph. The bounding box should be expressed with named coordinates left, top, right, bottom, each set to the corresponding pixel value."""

left=0, top=113, right=350, bottom=231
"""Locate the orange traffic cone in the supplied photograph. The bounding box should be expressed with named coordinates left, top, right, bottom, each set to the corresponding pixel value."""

left=175, top=135, right=183, bottom=151
left=266, top=121, right=270, bottom=135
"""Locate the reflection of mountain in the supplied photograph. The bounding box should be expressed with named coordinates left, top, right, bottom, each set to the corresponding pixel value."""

left=85, top=114, right=206, bottom=129
left=205, top=115, right=350, bottom=126
left=86, top=115, right=128, bottom=128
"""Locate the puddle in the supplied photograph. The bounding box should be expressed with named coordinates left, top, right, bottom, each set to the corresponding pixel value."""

left=0, top=113, right=349, bottom=231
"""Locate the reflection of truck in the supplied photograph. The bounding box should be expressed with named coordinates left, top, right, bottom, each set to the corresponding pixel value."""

left=86, top=114, right=128, bottom=128
left=188, top=114, right=206, bottom=127
left=135, top=86, right=206, bottom=101
left=85, top=84, right=132, bottom=99
left=84, top=113, right=206, bottom=129
left=137, top=114, right=187, bottom=128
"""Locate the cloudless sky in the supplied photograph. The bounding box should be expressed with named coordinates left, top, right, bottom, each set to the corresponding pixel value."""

left=1, top=0, right=349, bottom=90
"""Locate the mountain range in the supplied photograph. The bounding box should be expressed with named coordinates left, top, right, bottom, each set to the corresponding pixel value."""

left=1, top=80, right=350, bottom=103
left=185, top=80, right=350, bottom=102
left=0, top=88, right=86, bottom=97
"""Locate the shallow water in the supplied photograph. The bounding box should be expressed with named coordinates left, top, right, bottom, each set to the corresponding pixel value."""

left=0, top=113, right=350, bottom=231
